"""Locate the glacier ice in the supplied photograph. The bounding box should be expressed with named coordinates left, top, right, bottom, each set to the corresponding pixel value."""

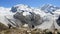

left=0, top=4, right=60, bottom=30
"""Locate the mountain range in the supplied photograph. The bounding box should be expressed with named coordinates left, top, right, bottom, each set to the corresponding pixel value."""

left=0, top=4, right=60, bottom=30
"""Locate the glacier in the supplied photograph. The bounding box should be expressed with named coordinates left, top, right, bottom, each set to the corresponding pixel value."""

left=0, top=4, right=60, bottom=30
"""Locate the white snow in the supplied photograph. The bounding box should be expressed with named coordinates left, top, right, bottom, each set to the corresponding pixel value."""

left=23, top=12, right=31, bottom=16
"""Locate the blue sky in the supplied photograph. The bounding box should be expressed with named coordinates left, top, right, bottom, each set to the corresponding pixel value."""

left=0, top=0, right=60, bottom=8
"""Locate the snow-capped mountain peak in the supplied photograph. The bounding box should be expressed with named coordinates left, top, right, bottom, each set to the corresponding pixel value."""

left=11, top=4, right=31, bottom=13
left=41, top=4, right=60, bottom=14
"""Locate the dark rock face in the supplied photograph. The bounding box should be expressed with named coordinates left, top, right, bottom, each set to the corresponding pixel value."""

left=56, top=16, right=60, bottom=26
left=13, top=11, right=43, bottom=28
left=10, top=6, right=18, bottom=13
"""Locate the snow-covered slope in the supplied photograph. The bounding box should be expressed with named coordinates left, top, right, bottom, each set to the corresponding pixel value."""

left=0, top=7, right=14, bottom=27
left=53, top=9, right=60, bottom=16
